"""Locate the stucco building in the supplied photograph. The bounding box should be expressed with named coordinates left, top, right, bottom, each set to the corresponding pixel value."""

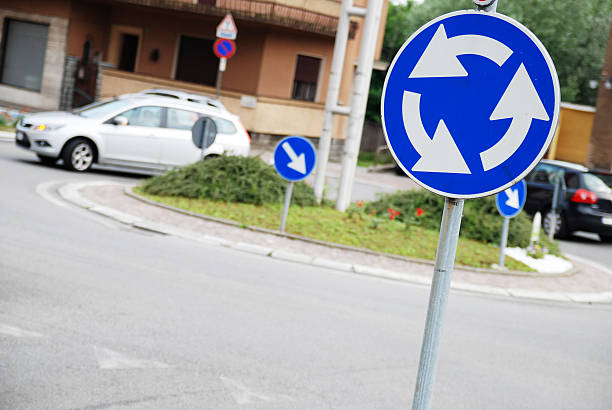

left=0, top=0, right=388, bottom=141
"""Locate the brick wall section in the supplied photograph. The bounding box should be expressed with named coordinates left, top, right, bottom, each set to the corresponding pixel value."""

left=587, top=22, right=612, bottom=170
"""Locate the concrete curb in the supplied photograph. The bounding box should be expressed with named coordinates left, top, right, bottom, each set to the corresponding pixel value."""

left=56, top=181, right=612, bottom=305
left=124, top=186, right=576, bottom=278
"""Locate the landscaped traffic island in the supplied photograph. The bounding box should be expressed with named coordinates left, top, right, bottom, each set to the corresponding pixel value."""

left=137, top=156, right=561, bottom=272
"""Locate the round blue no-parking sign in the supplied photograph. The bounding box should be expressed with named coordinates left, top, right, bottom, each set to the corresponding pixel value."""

left=382, top=10, right=560, bottom=198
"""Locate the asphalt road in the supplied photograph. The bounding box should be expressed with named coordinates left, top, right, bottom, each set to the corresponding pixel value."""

left=1, top=142, right=612, bottom=409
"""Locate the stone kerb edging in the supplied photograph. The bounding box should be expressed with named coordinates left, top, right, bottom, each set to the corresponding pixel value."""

left=56, top=181, right=612, bottom=304
left=124, top=186, right=576, bottom=278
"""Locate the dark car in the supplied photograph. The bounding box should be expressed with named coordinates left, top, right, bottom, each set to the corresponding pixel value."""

left=524, top=159, right=612, bottom=241
left=590, top=168, right=612, bottom=189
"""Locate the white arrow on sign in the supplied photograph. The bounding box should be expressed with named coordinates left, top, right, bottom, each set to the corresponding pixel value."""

left=282, top=142, right=307, bottom=174
left=409, top=24, right=513, bottom=78
left=480, top=64, right=549, bottom=171
left=402, top=90, right=470, bottom=173
left=504, top=187, right=520, bottom=208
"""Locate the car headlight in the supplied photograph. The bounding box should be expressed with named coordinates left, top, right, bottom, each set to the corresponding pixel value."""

left=33, top=124, right=65, bottom=131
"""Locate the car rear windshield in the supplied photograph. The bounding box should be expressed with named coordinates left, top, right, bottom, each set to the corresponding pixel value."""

left=74, top=99, right=134, bottom=119
left=584, top=173, right=612, bottom=193
left=592, top=173, right=612, bottom=189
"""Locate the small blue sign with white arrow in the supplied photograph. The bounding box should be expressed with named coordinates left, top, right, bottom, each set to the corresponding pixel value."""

left=382, top=10, right=560, bottom=198
left=496, top=179, right=526, bottom=218
left=273, top=136, right=316, bottom=181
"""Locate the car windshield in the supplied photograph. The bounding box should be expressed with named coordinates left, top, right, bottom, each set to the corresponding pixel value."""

left=73, top=99, right=134, bottom=118
left=583, top=173, right=612, bottom=193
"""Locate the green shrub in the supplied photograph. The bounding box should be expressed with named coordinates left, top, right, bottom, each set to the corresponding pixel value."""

left=364, top=190, right=532, bottom=247
left=141, top=155, right=317, bottom=206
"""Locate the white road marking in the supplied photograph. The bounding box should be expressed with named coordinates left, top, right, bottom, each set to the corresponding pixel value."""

left=35, top=180, right=120, bottom=230
left=0, top=324, right=43, bottom=338
left=220, top=376, right=293, bottom=405
left=93, top=346, right=170, bottom=370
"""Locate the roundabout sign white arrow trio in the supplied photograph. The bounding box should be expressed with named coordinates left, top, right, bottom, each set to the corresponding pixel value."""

left=382, top=10, right=560, bottom=198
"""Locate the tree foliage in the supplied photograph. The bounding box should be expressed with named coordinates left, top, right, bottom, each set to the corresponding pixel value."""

left=366, top=0, right=612, bottom=123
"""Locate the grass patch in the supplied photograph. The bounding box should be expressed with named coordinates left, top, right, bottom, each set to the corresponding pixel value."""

left=135, top=187, right=533, bottom=271
left=357, top=151, right=394, bottom=168
left=0, top=116, right=16, bottom=132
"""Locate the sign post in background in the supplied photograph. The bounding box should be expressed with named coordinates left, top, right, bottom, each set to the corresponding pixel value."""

left=381, top=1, right=559, bottom=408
left=191, top=116, right=217, bottom=160
left=214, top=14, right=237, bottom=98
left=495, top=180, right=527, bottom=268
left=273, top=136, right=316, bottom=233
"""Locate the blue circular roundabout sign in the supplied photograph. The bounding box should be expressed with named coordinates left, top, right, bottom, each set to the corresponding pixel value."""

left=382, top=10, right=560, bottom=198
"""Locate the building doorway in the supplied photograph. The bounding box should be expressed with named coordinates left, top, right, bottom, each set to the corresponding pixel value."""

left=108, top=25, right=142, bottom=73
left=174, top=35, right=217, bottom=86
left=118, top=33, right=139, bottom=72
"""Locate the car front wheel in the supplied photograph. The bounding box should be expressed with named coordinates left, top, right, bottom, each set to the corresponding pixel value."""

left=62, top=139, right=94, bottom=172
left=600, top=234, right=612, bottom=243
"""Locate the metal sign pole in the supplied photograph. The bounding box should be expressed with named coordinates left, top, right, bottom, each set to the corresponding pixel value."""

left=216, top=58, right=226, bottom=99
left=549, top=175, right=561, bottom=239
left=412, top=198, right=464, bottom=410
left=200, top=120, right=210, bottom=160
left=499, top=216, right=510, bottom=267
left=279, top=181, right=294, bottom=232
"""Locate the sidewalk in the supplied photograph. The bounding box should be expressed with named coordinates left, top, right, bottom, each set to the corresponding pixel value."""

left=57, top=180, right=612, bottom=304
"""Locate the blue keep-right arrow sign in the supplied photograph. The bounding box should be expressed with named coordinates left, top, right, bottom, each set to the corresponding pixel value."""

left=496, top=179, right=527, bottom=218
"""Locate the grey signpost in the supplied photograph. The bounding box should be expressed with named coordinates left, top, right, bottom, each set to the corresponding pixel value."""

left=412, top=197, right=464, bottom=410
left=411, top=2, right=498, bottom=409
left=496, top=181, right=527, bottom=268
left=279, top=181, right=294, bottom=232
left=273, top=136, right=317, bottom=233
left=191, top=116, right=217, bottom=159
left=499, top=217, right=510, bottom=266
left=548, top=174, right=565, bottom=239
left=382, top=0, right=558, bottom=407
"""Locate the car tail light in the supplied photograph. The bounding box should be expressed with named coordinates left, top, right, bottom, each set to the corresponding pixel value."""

left=239, top=120, right=251, bottom=144
left=571, top=189, right=598, bottom=204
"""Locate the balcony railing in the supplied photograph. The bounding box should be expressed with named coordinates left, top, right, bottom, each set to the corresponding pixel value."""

left=109, top=0, right=339, bottom=36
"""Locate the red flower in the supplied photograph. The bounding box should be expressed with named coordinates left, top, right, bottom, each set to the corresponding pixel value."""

left=416, top=207, right=424, bottom=217
left=387, top=207, right=401, bottom=220
left=356, top=200, right=364, bottom=208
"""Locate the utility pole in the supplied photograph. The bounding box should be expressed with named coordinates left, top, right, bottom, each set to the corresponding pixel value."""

left=313, top=0, right=366, bottom=203
left=334, top=0, right=384, bottom=211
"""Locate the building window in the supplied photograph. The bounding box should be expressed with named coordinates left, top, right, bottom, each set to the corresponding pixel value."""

left=0, top=19, right=49, bottom=91
left=175, top=35, right=217, bottom=86
left=292, top=55, right=321, bottom=102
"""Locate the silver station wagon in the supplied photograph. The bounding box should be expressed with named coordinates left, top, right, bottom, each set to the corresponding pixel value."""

left=15, top=94, right=251, bottom=172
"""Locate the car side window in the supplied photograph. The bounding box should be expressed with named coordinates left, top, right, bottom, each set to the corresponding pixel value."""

left=166, top=108, right=237, bottom=134
left=215, top=117, right=237, bottom=134
left=527, top=164, right=562, bottom=184
left=166, top=108, right=199, bottom=130
left=117, top=106, right=163, bottom=127
left=564, top=172, right=580, bottom=189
